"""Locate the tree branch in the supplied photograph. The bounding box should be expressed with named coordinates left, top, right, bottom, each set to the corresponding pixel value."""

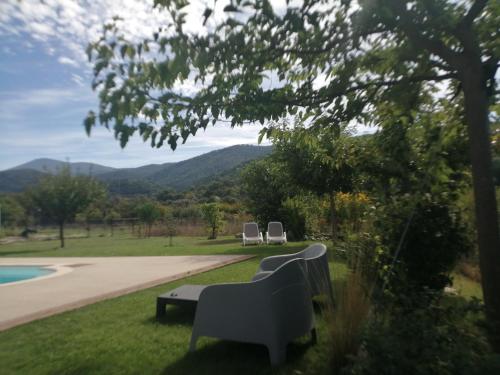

left=458, top=0, right=489, bottom=29
left=388, top=1, right=464, bottom=70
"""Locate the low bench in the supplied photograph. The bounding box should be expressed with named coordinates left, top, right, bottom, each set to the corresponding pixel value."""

left=156, top=285, right=207, bottom=319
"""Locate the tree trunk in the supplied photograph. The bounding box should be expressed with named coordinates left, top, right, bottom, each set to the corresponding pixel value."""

left=462, top=66, right=500, bottom=351
left=330, top=192, right=338, bottom=240
left=59, top=221, right=65, bottom=248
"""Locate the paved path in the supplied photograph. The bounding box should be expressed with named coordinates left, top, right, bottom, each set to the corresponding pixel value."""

left=0, top=255, right=252, bottom=331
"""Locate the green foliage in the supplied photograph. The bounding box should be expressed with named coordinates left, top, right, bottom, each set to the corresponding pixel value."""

left=241, top=157, right=292, bottom=229
left=87, top=1, right=496, bottom=152
left=76, top=204, right=104, bottom=237
left=271, top=123, right=357, bottom=198
left=135, top=201, right=162, bottom=237
left=200, top=202, right=224, bottom=239
left=29, top=167, right=106, bottom=247
left=0, top=195, right=25, bottom=227
left=374, top=196, right=471, bottom=294
left=163, top=209, right=177, bottom=246
left=349, top=297, right=500, bottom=375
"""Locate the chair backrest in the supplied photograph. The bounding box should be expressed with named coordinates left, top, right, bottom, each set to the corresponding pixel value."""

left=264, top=258, right=314, bottom=340
left=244, top=222, right=259, bottom=237
left=301, top=243, right=327, bottom=259
left=295, top=243, right=330, bottom=297
left=267, top=222, right=284, bottom=237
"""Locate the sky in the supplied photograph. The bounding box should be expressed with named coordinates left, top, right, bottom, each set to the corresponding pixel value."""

left=0, top=0, right=372, bottom=171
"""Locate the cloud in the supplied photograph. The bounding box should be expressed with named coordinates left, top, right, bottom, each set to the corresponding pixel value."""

left=58, top=56, right=79, bottom=67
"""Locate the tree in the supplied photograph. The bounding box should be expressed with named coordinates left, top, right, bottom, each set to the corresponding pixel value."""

left=270, top=122, right=357, bottom=238
left=30, top=167, right=105, bottom=248
left=76, top=204, right=103, bottom=237
left=136, top=201, right=162, bottom=237
left=87, top=0, right=500, bottom=347
left=201, top=203, right=224, bottom=239
left=0, top=195, right=26, bottom=229
left=241, top=157, right=292, bottom=228
left=163, top=209, right=177, bottom=246
left=104, top=210, right=120, bottom=236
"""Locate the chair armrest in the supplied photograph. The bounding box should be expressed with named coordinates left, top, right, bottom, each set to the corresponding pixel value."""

left=258, top=253, right=299, bottom=272
left=251, top=271, right=273, bottom=282
left=193, top=282, right=272, bottom=337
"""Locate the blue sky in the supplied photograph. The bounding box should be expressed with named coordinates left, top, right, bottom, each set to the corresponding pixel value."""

left=0, top=0, right=270, bottom=171
left=0, top=0, right=374, bottom=171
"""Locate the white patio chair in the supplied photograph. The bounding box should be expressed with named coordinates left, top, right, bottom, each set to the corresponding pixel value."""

left=242, top=222, right=263, bottom=246
left=266, top=222, right=287, bottom=244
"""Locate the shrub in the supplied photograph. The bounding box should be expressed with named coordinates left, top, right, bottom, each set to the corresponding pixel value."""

left=373, top=195, right=471, bottom=295
left=349, top=297, right=500, bottom=375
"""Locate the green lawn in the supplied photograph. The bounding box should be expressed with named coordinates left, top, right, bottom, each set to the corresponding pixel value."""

left=0, top=233, right=347, bottom=374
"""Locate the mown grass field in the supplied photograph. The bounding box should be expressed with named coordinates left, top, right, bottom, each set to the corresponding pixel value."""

left=0, top=232, right=348, bottom=374
left=0, top=231, right=482, bottom=374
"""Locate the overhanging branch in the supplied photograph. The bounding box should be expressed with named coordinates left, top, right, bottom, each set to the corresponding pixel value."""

left=458, top=0, right=489, bottom=29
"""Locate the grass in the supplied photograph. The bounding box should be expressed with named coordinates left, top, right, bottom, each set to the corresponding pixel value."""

left=452, top=273, right=483, bottom=300
left=0, top=232, right=348, bottom=374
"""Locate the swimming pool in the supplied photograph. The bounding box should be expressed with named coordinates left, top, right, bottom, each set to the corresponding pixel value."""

left=0, top=266, right=55, bottom=284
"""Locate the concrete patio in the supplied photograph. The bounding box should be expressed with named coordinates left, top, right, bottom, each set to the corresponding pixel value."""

left=0, top=255, right=251, bottom=331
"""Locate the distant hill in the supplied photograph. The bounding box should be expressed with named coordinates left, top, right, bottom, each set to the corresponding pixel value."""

left=147, top=145, right=272, bottom=190
left=0, top=169, right=46, bottom=193
left=97, top=163, right=172, bottom=182
left=0, top=145, right=272, bottom=194
left=11, top=158, right=116, bottom=176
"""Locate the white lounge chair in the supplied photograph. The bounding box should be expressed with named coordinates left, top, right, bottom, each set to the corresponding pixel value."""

left=266, top=222, right=287, bottom=244
left=189, top=258, right=316, bottom=365
left=242, top=222, right=263, bottom=246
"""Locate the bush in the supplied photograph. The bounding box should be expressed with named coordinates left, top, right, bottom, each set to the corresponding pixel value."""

left=374, top=195, right=471, bottom=295
left=349, top=297, right=500, bottom=375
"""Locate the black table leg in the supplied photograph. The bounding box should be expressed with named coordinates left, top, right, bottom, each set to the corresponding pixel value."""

left=156, top=299, right=167, bottom=319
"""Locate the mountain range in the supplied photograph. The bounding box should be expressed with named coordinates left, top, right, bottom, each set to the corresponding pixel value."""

left=0, top=145, right=272, bottom=194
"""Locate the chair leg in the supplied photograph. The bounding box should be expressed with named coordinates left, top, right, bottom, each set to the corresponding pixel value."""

left=189, top=334, right=198, bottom=352
left=310, top=328, right=317, bottom=345
left=268, top=344, right=287, bottom=366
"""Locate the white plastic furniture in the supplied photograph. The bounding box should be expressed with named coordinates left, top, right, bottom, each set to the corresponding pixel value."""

left=242, top=222, right=263, bottom=246
left=189, top=258, right=316, bottom=365
left=266, top=221, right=287, bottom=244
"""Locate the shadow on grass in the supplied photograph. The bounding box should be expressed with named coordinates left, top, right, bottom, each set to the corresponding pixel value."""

left=148, top=306, right=197, bottom=327
left=0, top=247, right=59, bottom=257
left=197, top=238, right=241, bottom=246
left=211, top=244, right=311, bottom=258
left=160, top=338, right=314, bottom=375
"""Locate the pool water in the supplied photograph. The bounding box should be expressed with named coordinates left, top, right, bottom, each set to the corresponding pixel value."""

left=0, top=266, right=54, bottom=284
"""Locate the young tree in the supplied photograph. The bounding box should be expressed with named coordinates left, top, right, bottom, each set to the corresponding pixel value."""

left=30, top=167, right=105, bottom=248
left=136, top=201, right=162, bottom=237
left=163, top=209, right=177, bottom=246
left=86, top=0, right=500, bottom=347
left=76, top=203, right=104, bottom=237
left=201, top=203, right=224, bottom=239
left=104, top=210, right=120, bottom=236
